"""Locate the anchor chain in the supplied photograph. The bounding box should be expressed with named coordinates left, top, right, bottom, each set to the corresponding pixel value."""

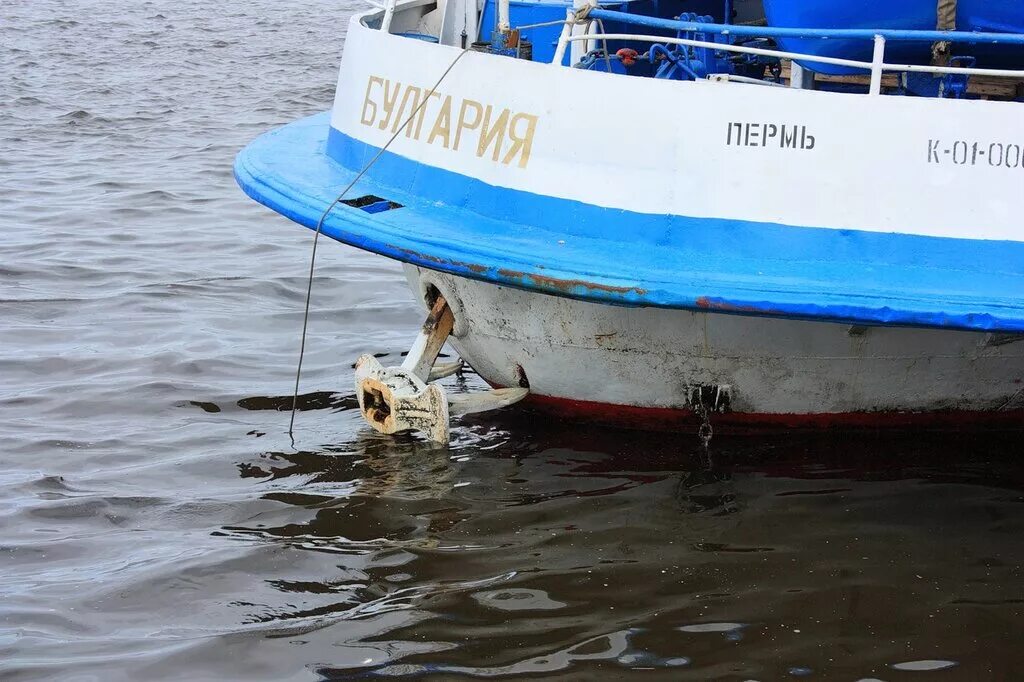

left=694, top=399, right=714, bottom=448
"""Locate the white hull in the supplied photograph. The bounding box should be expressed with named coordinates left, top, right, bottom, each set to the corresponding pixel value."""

left=406, top=265, right=1024, bottom=426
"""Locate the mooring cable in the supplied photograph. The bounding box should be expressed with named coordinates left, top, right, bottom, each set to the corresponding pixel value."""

left=288, top=47, right=471, bottom=438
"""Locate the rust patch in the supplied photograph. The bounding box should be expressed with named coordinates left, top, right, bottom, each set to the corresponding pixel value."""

left=496, top=269, right=646, bottom=296
left=388, top=246, right=645, bottom=297
left=391, top=246, right=488, bottom=274
left=695, top=296, right=778, bottom=315
left=393, top=247, right=453, bottom=267
left=514, top=364, right=530, bottom=389
left=422, top=295, right=451, bottom=332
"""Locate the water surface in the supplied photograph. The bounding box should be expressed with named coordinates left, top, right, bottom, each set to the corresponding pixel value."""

left=2, top=1, right=1023, bottom=679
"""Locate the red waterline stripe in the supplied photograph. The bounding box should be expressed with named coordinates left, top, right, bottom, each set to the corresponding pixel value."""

left=516, top=393, right=1024, bottom=434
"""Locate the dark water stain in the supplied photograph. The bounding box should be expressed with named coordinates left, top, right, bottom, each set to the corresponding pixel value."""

left=3, top=0, right=1024, bottom=680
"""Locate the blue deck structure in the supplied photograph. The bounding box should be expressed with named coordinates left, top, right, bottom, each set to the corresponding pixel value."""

left=763, top=0, right=1024, bottom=74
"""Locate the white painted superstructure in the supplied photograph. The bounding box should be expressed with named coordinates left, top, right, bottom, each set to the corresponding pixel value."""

left=333, top=23, right=1024, bottom=242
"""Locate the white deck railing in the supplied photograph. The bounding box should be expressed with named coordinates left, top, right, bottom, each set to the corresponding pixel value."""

left=554, top=32, right=1024, bottom=94
left=551, top=7, right=1024, bottom=95
left=368, top=0, right=1024, bottom=94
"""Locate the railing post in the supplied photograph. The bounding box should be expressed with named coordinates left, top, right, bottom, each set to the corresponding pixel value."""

left=380, top=0, right=397, bottom=32
left=790, top=61, right=815, bottom=90
left=497, top=0, right=510, bottom=33
left=551, top=9, right=575, bottom=64
left=869, top=34, right=886, bottom=95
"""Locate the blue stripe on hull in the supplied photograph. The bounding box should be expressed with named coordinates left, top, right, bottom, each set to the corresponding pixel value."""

left=234, top=112, right=1024, bottom=332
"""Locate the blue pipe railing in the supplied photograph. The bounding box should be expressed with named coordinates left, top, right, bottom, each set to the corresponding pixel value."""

left=588, top=8, right=1024, bottom=46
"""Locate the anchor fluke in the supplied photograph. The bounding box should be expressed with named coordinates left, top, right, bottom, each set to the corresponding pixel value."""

left=428, top=360, right=464, bottom=381
left=449, top=387, right=529, bottom=416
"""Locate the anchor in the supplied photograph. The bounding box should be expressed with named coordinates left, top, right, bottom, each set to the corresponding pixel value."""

left=354, top=295, right=529, bottom=444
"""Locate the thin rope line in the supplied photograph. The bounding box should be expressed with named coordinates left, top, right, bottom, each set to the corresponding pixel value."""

left=511, top=18, right=568, bottom=30
left=289, top=47, right=471, bottom=438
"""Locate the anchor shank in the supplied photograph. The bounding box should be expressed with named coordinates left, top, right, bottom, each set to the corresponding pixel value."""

left=401, top=296, right=454, bottom=381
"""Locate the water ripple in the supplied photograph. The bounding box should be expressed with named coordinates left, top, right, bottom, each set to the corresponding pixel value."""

left=3, top=0, right=1024, bottom=679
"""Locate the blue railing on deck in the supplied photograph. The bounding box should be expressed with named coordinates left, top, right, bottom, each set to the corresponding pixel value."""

left=588, top=8, right=1024, bottom=46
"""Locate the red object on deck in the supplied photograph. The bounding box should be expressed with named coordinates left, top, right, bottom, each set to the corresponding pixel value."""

left=616, top=48, right=639, bottom=66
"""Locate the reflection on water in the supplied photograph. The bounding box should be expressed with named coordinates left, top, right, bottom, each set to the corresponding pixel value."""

left=276, top=426, right=1022, bottom=680
left=136, top=412, right=1024, bottom=678
left=3, top=0, right=1024, bottom=679
left=6, top=367, right=1024, bottom=679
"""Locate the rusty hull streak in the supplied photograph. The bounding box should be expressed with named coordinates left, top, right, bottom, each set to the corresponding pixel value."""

left=695, top=296, right=783, bottom=315
left=497, top=269, right=647, bottom=296
left=390, top=244, right=647, bottom=297
left=392, top=246, right=489, bottom=274
left=384, top=246, right=879, bottom=323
